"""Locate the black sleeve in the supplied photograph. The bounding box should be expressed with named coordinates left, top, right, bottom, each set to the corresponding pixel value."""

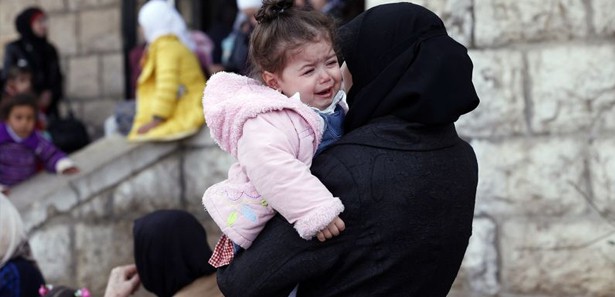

left=46, top=44, right=64, bottom=101
left=2, top=43, right=20, bottom=80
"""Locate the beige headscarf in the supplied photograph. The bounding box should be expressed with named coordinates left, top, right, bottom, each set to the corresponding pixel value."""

left=0, top=193, right=31, bottom=268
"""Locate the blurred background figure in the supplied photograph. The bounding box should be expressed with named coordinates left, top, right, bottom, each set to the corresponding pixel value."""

left=0, top=93, right=78, bottom=195
left=206, top=0, right=238, bottom=74
left=219, top=0, right=262, bottom=75
left=0, top=193, right=46, bottom=296
left=127, top=0, right=206, bottom=142
left=103, top=209, right=222, bottom=297
left=2, top=7, right=63, bottom=120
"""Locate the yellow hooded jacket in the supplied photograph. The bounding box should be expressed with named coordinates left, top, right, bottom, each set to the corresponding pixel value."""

left=128, top=35, right=206, bottom=142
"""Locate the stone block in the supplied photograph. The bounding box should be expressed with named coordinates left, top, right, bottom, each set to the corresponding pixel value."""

left=68, top=56, right=100, bottom=98
left=29, top=224, right=74, bottom=284
left=79, top=8, right=121, bottom=53
left=48, top=13, right=78, bottom=55
left=528, top=44, right=615, bottom=134
left=471, top=137, right=588, bottom=217
left=593, top=0, right=615, bottom=35
left=501, top=218, right=615, bottom=296
left=0, top=1, right=37, bottom=36
left=457, top=50, right=526, bottom=137
left=113, top=156, right=183, bottom=214
left=102, top=53, right=125, bottom=97
left=474, top=0, right=588, bottom=47
left=69, top=135, right=177, bottom=201
left=589, top=137, right=615, bottom=221
left=181, top=128, right=218, bottom=148
left=411, top=0, right=473, bottom=46
left=458, top=217, right=500, bottom=295
left=79, top=99, right=119, bottom=129
left=68, top=0, right=120, bottom=10
left=183, top=146, right=234, bottom=205
left=363, top=0, right=473, bottom=46
left=40, top=0, right=67, bottom=12
left=75, top=222, right=134, bottom=295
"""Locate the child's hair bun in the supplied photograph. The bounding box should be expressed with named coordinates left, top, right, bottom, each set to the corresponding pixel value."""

left=255, top=0, right=294, bottom=24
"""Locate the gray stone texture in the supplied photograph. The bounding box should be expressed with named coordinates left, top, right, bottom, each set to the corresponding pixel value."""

left=592, top=0, right=615, bottom=35
left=67, top=55, right=100, bottom=98
left=501, top=219, right=615, bottom=296
left=474, top=0, right=588, bottom=47
left=471, top=137, right=588, bottom=217
left=589, top=137, right=615, bottom=220
left=457, top=50, right=527, bottom=137
left=79, top=8, right=121, bottom=53
left=528, top=44, right=615, bottom=134
left=48, top=13, right=78, bottom=55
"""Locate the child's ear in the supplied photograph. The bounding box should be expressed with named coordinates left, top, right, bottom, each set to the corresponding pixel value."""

left=262, top=71, right=279, bottom=89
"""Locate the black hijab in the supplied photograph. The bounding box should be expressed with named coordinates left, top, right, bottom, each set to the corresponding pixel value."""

left=339, top=2, right=479, bottom=132
left=15, top=7, right=47, bottom=48
left=133, top=210, right=216, bottom=297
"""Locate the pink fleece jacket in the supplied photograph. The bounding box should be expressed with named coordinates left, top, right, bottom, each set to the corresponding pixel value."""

left=202, top=72, right=345, bottom=249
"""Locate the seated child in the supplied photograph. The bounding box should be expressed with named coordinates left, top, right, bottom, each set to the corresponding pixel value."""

left=2, top=64, right=48, bottom=131
left=0, top=93, right=78, bottom=195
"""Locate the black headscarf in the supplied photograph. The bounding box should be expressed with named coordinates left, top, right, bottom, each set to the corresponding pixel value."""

left=15, top=7, right=47, bottom=48
left=339, top=2, right=479, bottom=132
left=133, top=210, right=216, bottom=297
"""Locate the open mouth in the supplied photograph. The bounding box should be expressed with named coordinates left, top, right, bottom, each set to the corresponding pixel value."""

left=315, top=87, right=332, bottom=98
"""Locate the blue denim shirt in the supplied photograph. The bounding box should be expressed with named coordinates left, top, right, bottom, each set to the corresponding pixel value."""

left=315, top=103, right=345, bottom=155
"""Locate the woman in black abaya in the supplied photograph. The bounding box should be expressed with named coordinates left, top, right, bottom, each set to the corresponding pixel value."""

left=215, top=2, right=480, bottom=296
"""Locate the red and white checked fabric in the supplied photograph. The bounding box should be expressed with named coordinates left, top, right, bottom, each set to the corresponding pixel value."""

left=209, top=234, right=235, bottom=268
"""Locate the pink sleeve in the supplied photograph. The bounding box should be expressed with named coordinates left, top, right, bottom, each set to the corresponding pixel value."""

left=237, top=112, right=344, bottom=239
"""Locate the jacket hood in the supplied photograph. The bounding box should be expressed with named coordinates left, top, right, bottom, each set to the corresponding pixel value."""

left=203, top=72, right=323, bottom=157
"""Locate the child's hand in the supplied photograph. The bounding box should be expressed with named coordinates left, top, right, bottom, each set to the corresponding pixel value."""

left=61, top=166, right=80, bottom=175
left=316, top=216, right=345, bottom=242
left=137, top=118, right=163, bottom=134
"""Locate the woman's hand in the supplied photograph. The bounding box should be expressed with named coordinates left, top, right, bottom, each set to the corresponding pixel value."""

left=316, top=216, right=346, bottom=242
left=104, top=264, right=141, bottom=297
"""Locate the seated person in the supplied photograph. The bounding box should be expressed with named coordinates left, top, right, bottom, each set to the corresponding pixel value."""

left=1, top=64, right=48, bottom=131
left=0, top=193, right=46, bottom=296
left=0, top=93, right=78, bottom=194
left=103, top=209, right=223, bottom=297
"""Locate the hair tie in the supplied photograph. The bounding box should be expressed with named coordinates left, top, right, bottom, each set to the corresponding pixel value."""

left=39, top=284, right=91, bottom=297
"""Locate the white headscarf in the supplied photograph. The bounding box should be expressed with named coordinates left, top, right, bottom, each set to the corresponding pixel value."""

left=0, top=193, right=27, bottom=267
left=236, top=0, right=263, bottom=10
left=138, top=0, right=195, bottom=50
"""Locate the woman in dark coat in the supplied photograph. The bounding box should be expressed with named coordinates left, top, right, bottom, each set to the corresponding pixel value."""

left=2, top=7, right=63, bottom=119
left=215, top=2, right=480, bottom=296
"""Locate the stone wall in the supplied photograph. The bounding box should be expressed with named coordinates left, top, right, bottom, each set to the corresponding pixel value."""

left=367, top=0, right=615, bottom=296
left=11, top=130, right=233, bottom=296
left=0, top=0, right=124, bottom=138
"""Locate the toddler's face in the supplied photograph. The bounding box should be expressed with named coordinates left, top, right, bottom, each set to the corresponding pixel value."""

left=12, top=74, right=33, bottom=94
left=269, top=39, right=342, bottom=111
left=7, top=105, right=36, bottom=138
